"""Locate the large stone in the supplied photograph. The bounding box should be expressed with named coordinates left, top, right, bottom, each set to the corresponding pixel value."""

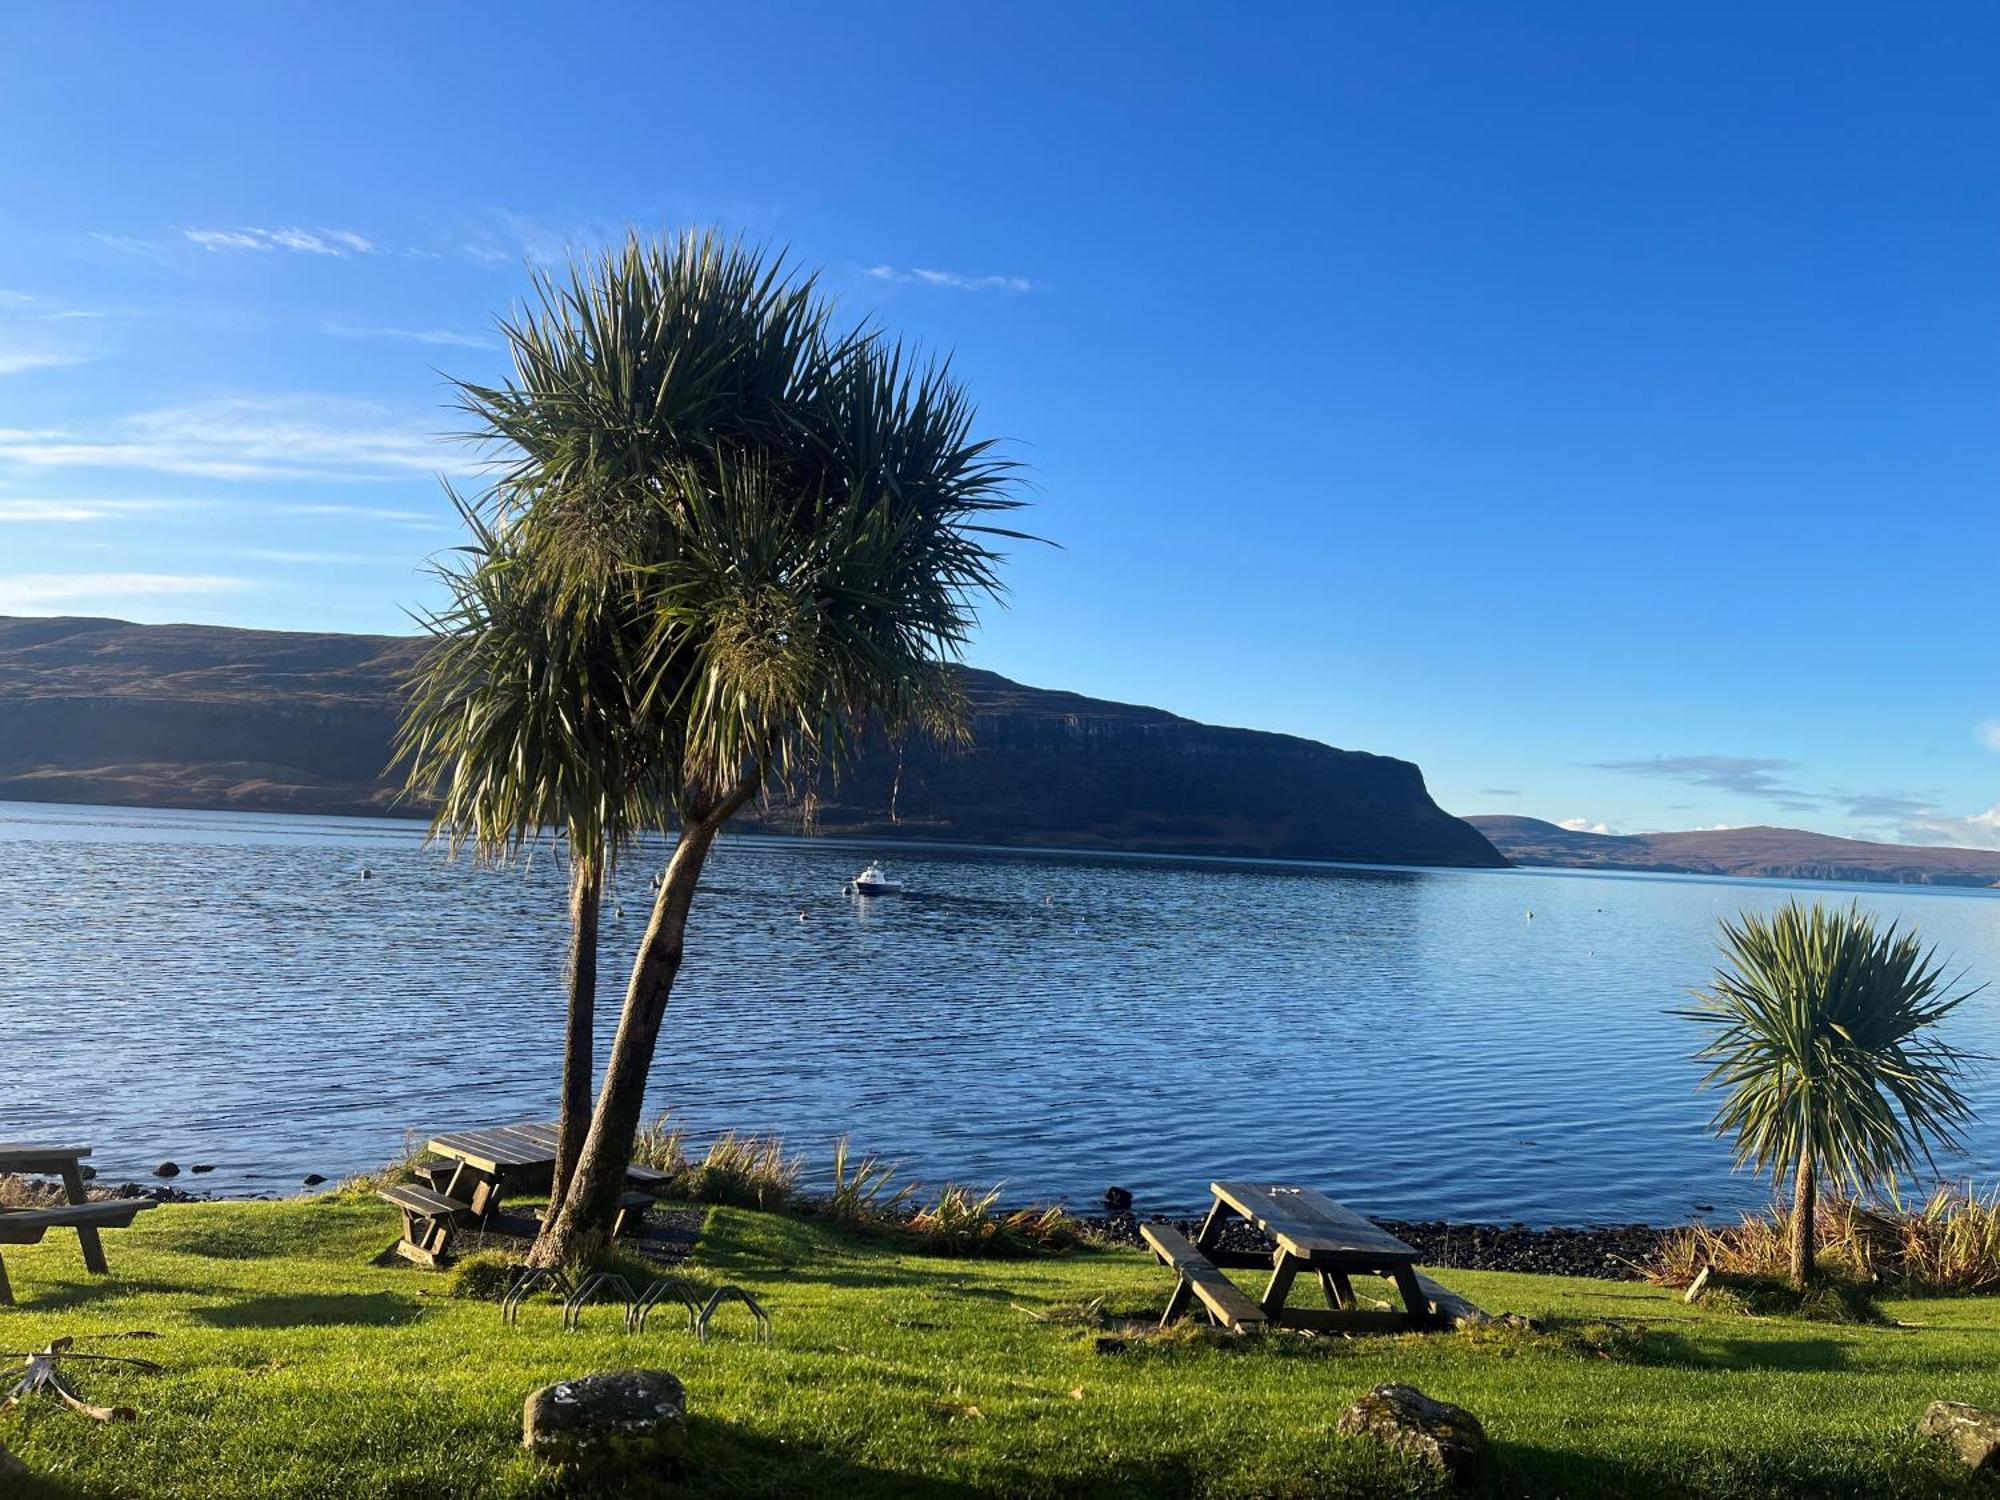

left=1338, top=1383, right=1486, bottom=1487
left=523, top=1369, right=687, bottom=1470
left=1919, top=1401, right=2000, bottom=1471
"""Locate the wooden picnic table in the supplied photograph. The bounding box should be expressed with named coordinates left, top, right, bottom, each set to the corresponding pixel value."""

left=0, top=1144, right=107, bottom=1273
left=1144, top=1180, right=1458, bottom=1335
left=423, top=1120, right=564, bottom=1217
left=382, top=1120, right=664, bottom=1266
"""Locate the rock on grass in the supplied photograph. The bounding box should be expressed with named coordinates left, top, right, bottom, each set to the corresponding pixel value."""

left=1337, top=1383, right=1485, bottom=1488
left=523, top=1369, right=687, bottom=1471
left=1919, top=1401, right=2000, bottom=1471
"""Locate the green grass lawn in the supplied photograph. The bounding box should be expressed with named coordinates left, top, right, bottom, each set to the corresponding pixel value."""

left=0, top=1197, right=1995, bottom=1498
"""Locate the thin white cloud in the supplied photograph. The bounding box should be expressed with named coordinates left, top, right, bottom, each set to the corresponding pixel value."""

left=0, top=396, right=478, bottom=482
left=227, top=547, right=411, bottom=566
left=89, top=233, right=162, bottom=259
left=0, top=290, right=31, bottom=305
left=0, top=572, right=248, bottom=612
left=184, top=225, right=379, bottom=257
left=458, top=210, right=615, bottom=269
left=0, top=498, right=208, bottom=523
left=1559, top=817, right=1614, bottom=834
left=0, top=348, right=89, bottom=376
left=1977, top=720, right=2000, bottom=754
left=320, top=320, right=497, bottom=350
left=865, top=264, right=1035, bottom=293
left=269, top=502, right=450, bottom=529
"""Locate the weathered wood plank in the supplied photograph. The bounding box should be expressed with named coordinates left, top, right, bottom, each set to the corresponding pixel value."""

left=0, top=1202, right=152, bottom=1241
left=1142, top=1222, right=1268, bottom=1332
left=377, top=1183, right=473, bottom=1218
left=1210, top=1181, right=1416, bottom=1262
left=392, top=1237, right=443, bottom=1269
left=425, top=1128, right=549, bottom=1172
left=0, top=1144, right=92, bottom=1172
left=1412, top=1270, right=1490, bottom=1328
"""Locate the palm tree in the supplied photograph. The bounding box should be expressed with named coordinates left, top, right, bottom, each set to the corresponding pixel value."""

left=396, top=501, right=662, bottom=1221
left=445, top=230, right=1024, bottom=1265
left=1677, top=900, right=1978, bottom=1288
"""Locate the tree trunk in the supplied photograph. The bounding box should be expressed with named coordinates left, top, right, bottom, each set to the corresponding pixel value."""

left=1790, top=1149, right=1817, bottom=1291
left=529, top=781, right=757, bottom=1267
left=544, top=852, right=601, bottom=1224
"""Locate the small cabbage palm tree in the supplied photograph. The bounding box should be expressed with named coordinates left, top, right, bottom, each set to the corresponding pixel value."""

left=1677, top=900, right=1979, bottom=1288
left=397, top=502, right=662, bottom=1220
left=442, top=229, right=1025, bottom=1265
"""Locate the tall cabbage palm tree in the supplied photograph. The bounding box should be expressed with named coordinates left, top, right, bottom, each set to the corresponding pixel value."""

left=397, top=502, right=660, bottom=1220
left=446, top=230, right=1024, bottom=1265
left=1678, top=900, right=1978, bottom=1288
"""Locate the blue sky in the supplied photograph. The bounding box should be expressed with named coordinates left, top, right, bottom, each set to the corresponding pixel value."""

left=1, top=4, right=1995, bottom=845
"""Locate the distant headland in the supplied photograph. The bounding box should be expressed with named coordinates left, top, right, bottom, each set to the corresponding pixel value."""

left=0, top=615, right=1506, bottom=869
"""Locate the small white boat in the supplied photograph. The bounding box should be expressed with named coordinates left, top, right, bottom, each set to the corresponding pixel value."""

left=850, top=862, right=903, bottom=896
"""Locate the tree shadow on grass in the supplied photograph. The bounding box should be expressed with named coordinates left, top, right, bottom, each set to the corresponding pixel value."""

left=190, top=1291, right=420, bottom=1329
left=4, top=1276, right=188, bottom=1313
left=1626, top=1329, right=1848, bottom=1373
left=1541, top=1318, right=1851, bottom=1373
left=1489, top=1437, right=1940, bottom=1500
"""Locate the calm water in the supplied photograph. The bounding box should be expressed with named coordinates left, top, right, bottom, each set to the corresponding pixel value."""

left=3, top=799, right=1997, bottom=1225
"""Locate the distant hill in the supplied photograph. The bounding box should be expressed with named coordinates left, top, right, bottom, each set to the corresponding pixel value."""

left=1469, top=814, right=2000, bottom=888
left=0, top=616, right=1505, bottom=868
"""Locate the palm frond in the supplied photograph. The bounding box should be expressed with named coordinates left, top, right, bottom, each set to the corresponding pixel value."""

left=1676, top=900, right=1981, bottom=1197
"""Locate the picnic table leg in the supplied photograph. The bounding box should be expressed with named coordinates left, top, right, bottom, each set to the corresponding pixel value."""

left=1260, top=1251, right=1300, bottom=1321
left=1318, top=1269, right=1355, bottom=1309
left=443, top=1163, right=498, bottom=1219
left=1191, top=1197, right=1229, bottom=1252
left=1390, top=1264, right=1435, bottom=1328
left=58, top=1161, right=107, bottom=1275
left=1164, top=1196, right=1234, bottom=1324
left=0, top=1250, right=12, bottom=1307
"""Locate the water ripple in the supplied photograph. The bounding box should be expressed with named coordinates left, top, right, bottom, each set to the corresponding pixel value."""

left=3, top=800, right=1998, bottom=1224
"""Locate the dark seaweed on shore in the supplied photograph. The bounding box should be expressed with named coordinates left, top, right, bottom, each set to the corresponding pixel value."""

left=1088, top=1212, right=1669, bottom=1280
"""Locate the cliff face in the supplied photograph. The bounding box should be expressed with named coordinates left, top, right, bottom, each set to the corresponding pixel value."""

left=1469, top=814, right=2000, bottom=888
left=0, top=616, right=1505, bottom=868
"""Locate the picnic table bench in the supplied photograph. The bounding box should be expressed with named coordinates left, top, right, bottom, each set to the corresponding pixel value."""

left=380, top=1120, right=662, bottom=1265
left=1145, top=1181, right=1482, bottom=1335
left=0, top=1144, right=155, bottom=1305
left=0, top=1203, right=156, bottom=1305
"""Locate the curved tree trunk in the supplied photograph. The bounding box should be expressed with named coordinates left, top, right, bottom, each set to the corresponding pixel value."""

left=530, top=780, right=758, bottom=1268
left=544, top=852, right=601, bottom=1226
left=1790, top=1149, right=1816, bottom=1291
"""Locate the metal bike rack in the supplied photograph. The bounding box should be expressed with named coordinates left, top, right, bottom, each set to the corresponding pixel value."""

left=562, top=1271, right=637, bottom=1332
left=500, top=1264, right=574, bottom=1325
left=696, top=1284, right=772, bottom=1343
left=628, top=1276, right=704, bottom=1334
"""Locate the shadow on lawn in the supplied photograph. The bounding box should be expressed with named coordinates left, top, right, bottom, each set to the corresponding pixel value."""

left=190, top=1291, right=420, bottom=1329
left=1617, top=1328, right=1848, bottom=1373
left=683, top=1416, right=1195, bottom=1499
left=9, top=1276, right=188, bottom=1312
left=11, top=1468, right=88, bottom=1500
left=1490, top=1438, right=1937, bottom=1500
left=1543, top=1318, right=1851, bottom=1374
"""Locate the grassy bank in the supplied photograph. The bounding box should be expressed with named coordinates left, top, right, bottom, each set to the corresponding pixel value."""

left=0, top=1198, right=1993, bottom=1498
